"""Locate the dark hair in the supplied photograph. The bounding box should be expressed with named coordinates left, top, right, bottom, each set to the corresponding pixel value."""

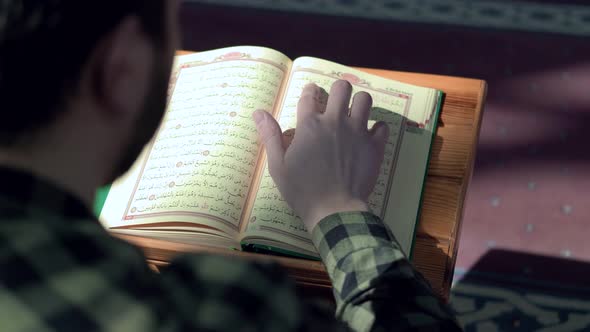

left=0, top=0, right=166, bottom=145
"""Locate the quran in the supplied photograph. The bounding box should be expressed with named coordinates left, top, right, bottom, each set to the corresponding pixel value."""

left=97, top=46, right=443, bottom=260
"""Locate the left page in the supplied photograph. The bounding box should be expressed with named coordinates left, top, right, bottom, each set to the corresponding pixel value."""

left=99, top=46, right=292, bottom=242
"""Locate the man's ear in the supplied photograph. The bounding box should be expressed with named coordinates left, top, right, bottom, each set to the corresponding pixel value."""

left=87, top=15, right=154, bottom=120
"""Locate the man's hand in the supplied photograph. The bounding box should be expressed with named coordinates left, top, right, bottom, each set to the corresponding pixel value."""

left=253, top=80, right=389, bottom=232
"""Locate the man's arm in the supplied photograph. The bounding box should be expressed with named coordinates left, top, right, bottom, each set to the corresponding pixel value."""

left=312, top=212, right=461, bottom=331
left=155, top=213, right=459, bottom=332
left=253, top=80, right=462, bottom=331
left=154, top=219, right=458, bottom=331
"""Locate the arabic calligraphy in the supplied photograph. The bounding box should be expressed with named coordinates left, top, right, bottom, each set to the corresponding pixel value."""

left=127, top=59, right=285, bottom=225
left=249, top=173, right=307, bottom=234
left=248, top=68, right=407, bottom=233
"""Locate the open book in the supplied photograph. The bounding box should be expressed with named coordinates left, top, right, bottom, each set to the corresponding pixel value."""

left=98, top=46, right=443, bottom=260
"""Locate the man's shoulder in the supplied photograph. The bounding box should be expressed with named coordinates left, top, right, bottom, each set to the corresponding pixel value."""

left=164, top=250, right=293, bottom=289
left=0, top=215, right=147, bottom=277
left=0, top=214, right=164, bottom=330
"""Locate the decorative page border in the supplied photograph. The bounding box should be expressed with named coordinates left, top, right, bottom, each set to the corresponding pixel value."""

left=292, top=67, right=412, bottom=221
left=251, top=67, right=412, bottom=242
left=121, top=53, right=287, bottom=232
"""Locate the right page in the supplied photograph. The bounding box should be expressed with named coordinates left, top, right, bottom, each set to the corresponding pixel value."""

left=242, top=57, right=442, bottom=257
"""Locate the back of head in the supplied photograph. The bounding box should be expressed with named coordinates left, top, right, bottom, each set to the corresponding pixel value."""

left=0, top=0, right=166, bottom=146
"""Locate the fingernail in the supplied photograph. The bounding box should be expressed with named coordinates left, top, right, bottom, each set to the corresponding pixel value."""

left=253, top=110, right=265, bottom=124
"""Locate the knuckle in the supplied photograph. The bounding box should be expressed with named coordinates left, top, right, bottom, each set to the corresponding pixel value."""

left=267, top=164, right=285, bottom=181
left=261, top=128, right=280, bottom=144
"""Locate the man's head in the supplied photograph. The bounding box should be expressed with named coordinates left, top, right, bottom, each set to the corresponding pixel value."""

left=0, top=0, right=180, bottom=200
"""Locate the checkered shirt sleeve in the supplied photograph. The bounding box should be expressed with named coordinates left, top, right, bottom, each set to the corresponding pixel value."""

left=311, top=212, right=462, bottom=331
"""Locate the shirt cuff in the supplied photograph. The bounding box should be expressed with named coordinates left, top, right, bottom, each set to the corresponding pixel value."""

left=311, top=211, right=406, bottom=276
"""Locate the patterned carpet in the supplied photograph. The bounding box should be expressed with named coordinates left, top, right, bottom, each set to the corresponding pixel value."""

left=187, top=0, right=590, bottom=36
left=181, top=1, right=590, bottom=330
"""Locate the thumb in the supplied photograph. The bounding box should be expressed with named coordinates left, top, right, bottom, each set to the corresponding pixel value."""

left=253, top=110, right=285, bottom=177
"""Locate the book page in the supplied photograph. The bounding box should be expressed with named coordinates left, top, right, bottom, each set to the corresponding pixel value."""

left=100, top=46, right=291, bottom=238
left=242, top=57, right=438, bottom=255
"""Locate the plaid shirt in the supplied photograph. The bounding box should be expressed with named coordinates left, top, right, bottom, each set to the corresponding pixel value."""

left=0, top=167, right=461, bottom=331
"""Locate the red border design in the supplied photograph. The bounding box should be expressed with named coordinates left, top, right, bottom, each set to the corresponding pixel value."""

left=122, top=56, right=288, bottom=231
left=253, top=67, right=412, bottom=240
